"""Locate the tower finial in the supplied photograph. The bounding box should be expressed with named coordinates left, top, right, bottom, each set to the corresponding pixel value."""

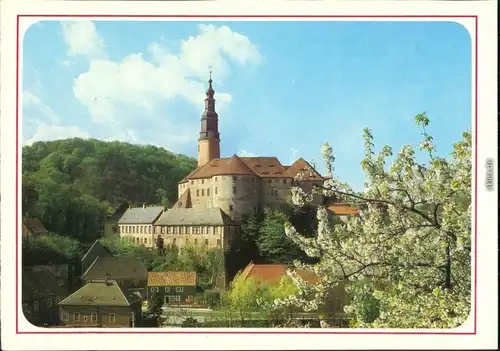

left=206, top=66, right=214, bottom=94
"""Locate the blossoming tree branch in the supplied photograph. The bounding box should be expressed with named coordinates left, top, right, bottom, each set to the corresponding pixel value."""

left=278, top=113, right=472, bottom=328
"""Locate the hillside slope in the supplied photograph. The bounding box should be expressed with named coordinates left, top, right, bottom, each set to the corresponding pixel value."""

left=22, top=138, right=196, bottom=242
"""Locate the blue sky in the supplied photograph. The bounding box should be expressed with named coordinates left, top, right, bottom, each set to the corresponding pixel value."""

left=22, top=20, right=472, bottom=190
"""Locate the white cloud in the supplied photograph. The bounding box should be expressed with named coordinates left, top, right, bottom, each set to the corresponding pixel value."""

left=23, top=91, right=59, bottom=124
left=23, top=91, right=89, bottom=146
left=63, top=22, right=261, bottom=151
left=60, top=21, right=105, bottom=58
left=24, top=123, right=90, bottom=145
left=237, top=150, right=259, bottom=158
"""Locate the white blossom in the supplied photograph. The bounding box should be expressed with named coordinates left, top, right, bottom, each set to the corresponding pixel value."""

left=279, top=115, right=471, bottom=328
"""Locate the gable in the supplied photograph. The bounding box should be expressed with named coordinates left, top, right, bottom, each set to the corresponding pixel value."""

left=81, top=240, right=113, bottom=274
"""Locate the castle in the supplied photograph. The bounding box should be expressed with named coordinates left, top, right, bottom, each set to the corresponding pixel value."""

left=118, top=76, right=326, bottom=252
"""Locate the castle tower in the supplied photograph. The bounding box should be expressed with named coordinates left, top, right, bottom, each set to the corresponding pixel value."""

left=197, top=71, right=221, bottom=167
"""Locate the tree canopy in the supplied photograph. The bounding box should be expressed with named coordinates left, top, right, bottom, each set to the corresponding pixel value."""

left=100, top=236, right=224, bottom=291
left=22, top=138, right=196, bottom=242
left=22, top=233, right=83, bottom=266
left=279, top=113, right=472, bottom=328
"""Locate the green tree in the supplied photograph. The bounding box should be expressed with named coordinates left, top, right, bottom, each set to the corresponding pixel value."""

left=257, top=208, right=308, bottom=264
left=22, top=138, right=196, bottom=242
left=23, top=234, right=83, bottom=266
left=149, top=293, right=164, bottom=327
left=227, top=274, right=261, bottom=323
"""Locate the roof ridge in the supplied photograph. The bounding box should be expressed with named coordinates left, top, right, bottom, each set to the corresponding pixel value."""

left=82, top=255, right=100, bottom=278
left=81, top=240, right=100, bottom=263
left=115, top=280, right=132, bottom=306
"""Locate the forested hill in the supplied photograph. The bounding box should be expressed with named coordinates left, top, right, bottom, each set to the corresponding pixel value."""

left=22, top=138, right=197, bottom=242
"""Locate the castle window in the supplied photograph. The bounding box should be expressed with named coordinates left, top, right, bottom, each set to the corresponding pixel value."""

left=217, top=239, right=221, bottom=247
left=191, top=181, right=194, bottom=185
left=214, top=226, right=219, bottom=234
left=196, top=189, right=200, bottom=196
left=173, top=227, right=178, bottom=234
left=215, top=177, right=218, bottom=182
left=140, top=226, right=143, bottom=234
left=185, top=238, right=189, bottom=245
left=202, top=179, right=205, bottom=184
left=233, top=176, right=237, bottom=181
left=180, top=226, right=185, bottom=234
left=148, top=226, right=151, bottom=234
left=233, top=187, right=236, bottom=195
left=202, top=189, right=205, bottom=196
left=173, top=238, right=177, bottom=246
left=271, top=189, right=279, bottom=197
left=268, top=179, right=272, bottom=183
left=207, top=189, right=210, bottom=196
left=283, top=179, right=287, bottom=184
left=167, top=227, right=171, bottom=234
left=195, top=227, right=200, bottom=234
left=204, top=239, right=209, bottom=246
left=161, top=227, right=165, bottom=234
left=201, top=227, right=205, bottom=234
left=195, top=239, right=198, bottom=245
left=215, top=187, right=218, bottom=195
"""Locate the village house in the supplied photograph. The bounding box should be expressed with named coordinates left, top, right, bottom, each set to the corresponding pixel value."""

left=117, top=204, right=165, bottom=248
left=239, top=262, right=320, bottom=287
left=239, top=262, right=348, bottom=316
left=147, top=272, right=197, bottom=306
left=22, top=216, right=49, bottom=237
left=81, top=256, right=147, bottom=297
left=103, top=201, right=130, bottom=237
left=22, top=265, right=70, bottom=326
left=58, top=277, right=142, bottom=328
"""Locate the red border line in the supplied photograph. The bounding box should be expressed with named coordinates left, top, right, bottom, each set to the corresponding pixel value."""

left=15, top=14, right=478, bottom=336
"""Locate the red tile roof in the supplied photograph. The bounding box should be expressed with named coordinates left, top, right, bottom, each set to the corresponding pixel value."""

left=179, top=156, right=324, bottom=182
left=147, top=272, right=197, bottom=286
left=239, top=157, right=289, bottom=178
left=23, top=217, right=48, bottom=234
left=239, top=262, right=319, bottom=286
left=181, top=154, right=257, bottom=180
left=285, top=158, right=323, bottom=181
left=326, top=203, right=359, bottom=216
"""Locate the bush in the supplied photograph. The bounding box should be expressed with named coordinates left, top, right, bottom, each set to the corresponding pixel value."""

left=203, top=290, right=221, bottom=308
left=181, top=317, right=200, bottom=328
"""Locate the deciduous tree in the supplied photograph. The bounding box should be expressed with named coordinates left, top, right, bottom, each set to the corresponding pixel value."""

left=279, top=114, right=471, bottom=328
